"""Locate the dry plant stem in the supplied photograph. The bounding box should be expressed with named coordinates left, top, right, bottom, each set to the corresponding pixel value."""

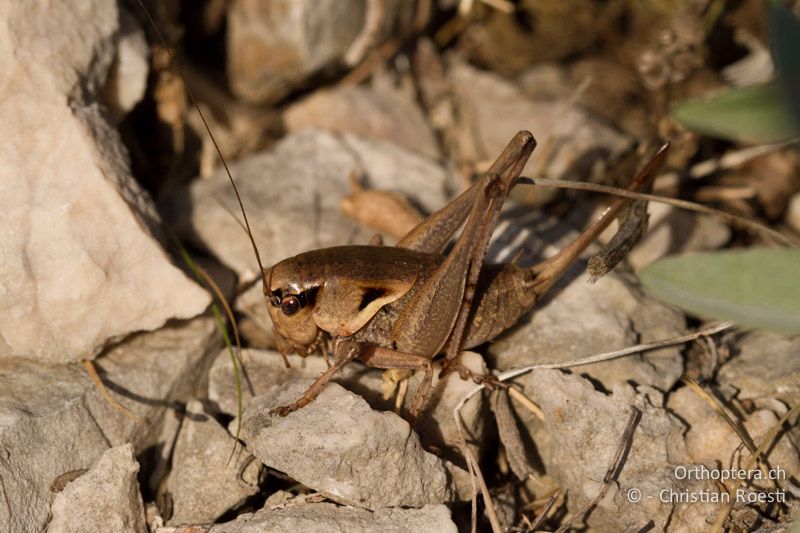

left=517, top=176, right=798, bottom=246
left=340, top=37, right=402, bottom=86
left=710, top=403, right=800, bottom=532
left=680, top=376, right=757, bottom=455
left=82, top=359, right=149, bottom=427
left=689, top=138, right=800, bottom=179
left=456, top=409, right=502, bottom=533
left=508, top=385, right=544, bottom=420
left=556, top=408, right=640, bottom=532
left=530, top=491, right=560, bottom=531
left=497, top=321, right=734, bottom=383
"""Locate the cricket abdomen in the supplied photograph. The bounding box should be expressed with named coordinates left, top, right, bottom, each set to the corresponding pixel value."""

left=462, top=263, right=539, bottom=349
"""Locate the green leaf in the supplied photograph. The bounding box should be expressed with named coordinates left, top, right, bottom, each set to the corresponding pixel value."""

left=671, top=84, right=798, bottom=144
left=640, top=249, right=800, bottom=334
left=769, top=3, right=800, bottom=130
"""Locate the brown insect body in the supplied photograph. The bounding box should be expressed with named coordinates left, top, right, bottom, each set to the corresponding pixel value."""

left=263, top=130, right=667, bottom=418
left=267, top=247, right=535, bottom=357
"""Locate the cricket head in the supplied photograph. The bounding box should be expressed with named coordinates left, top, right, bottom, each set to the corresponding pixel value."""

left=263, top=261, right=324, bottom=357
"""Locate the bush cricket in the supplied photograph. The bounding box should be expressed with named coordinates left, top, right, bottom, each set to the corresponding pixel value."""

left=253, top=132, right=668, bottom=419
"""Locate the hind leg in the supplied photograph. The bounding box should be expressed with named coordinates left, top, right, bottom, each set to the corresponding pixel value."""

left=359, top=346, right=434, bottom=422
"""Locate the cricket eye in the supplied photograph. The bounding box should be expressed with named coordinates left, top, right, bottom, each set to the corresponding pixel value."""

left=280, top=296, right=300, bottom=316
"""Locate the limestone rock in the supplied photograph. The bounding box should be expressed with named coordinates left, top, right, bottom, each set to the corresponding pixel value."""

left=166, top=401, right=261, bottom=525
left=0, top=316, right=219, bottom=533
left=240, top=381, right=452, bottom=510
left=0, top=0, right=210, bottom=363
left=204, top=502, right=457, bottom=533
left=168, top=130, right=448, bottom=281
left=404, top=352, right=490, bottom=463
left=516, top=369, right=719, bottom=531
left=284, top=85, right=440, bottom=159
left=47, top=444, right=146, bottom=533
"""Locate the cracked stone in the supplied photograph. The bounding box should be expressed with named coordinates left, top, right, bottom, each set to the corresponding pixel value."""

left=47, top=444, right=146, bottom=533
left=515, top=369, right=719, bottom=531
left=166, top=400, right=261, bottom=525
left=240, top=381, right=453, bottom=510
left=0, top=316, right=219, bottom=533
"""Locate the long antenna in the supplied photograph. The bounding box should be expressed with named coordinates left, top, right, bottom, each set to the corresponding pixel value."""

left=135, top=0, right=268, bottom=283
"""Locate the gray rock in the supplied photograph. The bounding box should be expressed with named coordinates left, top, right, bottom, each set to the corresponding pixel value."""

left=718, top=331, right=800, bottom=407
left=0, top=316, right=219, bottom=533
left=205, top=502, right=457, bottom=533
left=448, top=58, right=632, bottom=206
left=0, top=0, right=210, bottom=364
left=47, top=444, right=146, bottom=533
left=240, top=381, right=452, bottom=510
left=227, top=0, right=410, bottom=104
left=285, top=84, right=440, bottom=160
left=489, top=260, right=686, bottom=393
left=210, top=348, right=475, bottom=501
left=166, top=401, right=261, bottom=525
left=516, top=369, right=716, bottom=531
left=169, top=130, right=448, bottom=282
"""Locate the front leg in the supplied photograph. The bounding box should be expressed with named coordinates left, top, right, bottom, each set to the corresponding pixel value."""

left=269, top=338, right=362, bottom=416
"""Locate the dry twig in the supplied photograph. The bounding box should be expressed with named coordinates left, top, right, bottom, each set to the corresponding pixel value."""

left=556, top=408, right=640, bottom=532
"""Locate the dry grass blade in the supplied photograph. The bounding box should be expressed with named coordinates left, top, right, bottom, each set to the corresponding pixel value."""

left=680, top=375, right=756, bottom=454
left=517, top=176, right=798, bottom=247
left=508, top=385, right=544, bottom=421
left=689, top=138, right=800, bottom=178
left=455, top=408, right=502, bottom=533
left=556, top=408, right=640, bottom=532
left=82, top=359, right=149, bottom=427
